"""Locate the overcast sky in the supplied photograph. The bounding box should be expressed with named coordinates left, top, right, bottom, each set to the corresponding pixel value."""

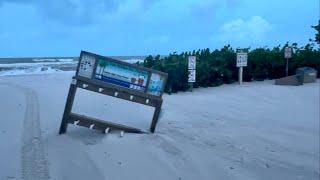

left=0, top=0, right=318, bottom=57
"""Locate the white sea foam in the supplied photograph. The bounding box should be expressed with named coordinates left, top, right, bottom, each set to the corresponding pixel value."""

left=123, top=58, right=144, bottom=64
left=32, top=59, right=57, bottom=62
left=0, top=57, right=142, bottom=77
left=0, top=61, right=76, bottom=68
left=57, top=58, right=74, bottom=62
left=0, top=60, right=77, bottom=76
left=0, top=66, right=74, bottom=76
left=32, top=58, right=74, bottom=62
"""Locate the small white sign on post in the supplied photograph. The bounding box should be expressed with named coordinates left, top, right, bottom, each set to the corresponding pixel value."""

left=284, top=47, right=292, bottom=76
left=236, top=53, right=248, bottom=67
left=284, top=47, right=292, bottom=59
left=236, top=52, right=248, bottom=85
left=188, top=70, right=196, bottom=82
left=188, top=56, right=196, bottom=70
left=188, top=56, right=196, bottom=84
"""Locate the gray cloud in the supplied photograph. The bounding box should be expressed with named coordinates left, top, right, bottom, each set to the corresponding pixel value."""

left=214, top=16, right=272, bottom=44
left=0, top=0, right=35, bottom=6
left=38, top=0, right=127, bottom=25
left=0, top=0, right=163, bottom=26
left=0, top=0, right=127, bottom=25
left=140, top=0, right=160, bottom=9
left=225, top=0, right=242, bottom=8
left=0, top=0, right=34, bottom=3
left=191, top=0, right=243, bottom=18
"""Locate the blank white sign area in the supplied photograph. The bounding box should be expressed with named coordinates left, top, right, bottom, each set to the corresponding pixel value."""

left=71, top=88, right=155, bottom=131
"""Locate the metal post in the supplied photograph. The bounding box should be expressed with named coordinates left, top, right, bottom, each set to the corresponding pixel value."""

left=286, top=58, right=289, bottom=76
left=239, top=67, right=243, bottom=85
left=189, top=82, right=193, bottom=92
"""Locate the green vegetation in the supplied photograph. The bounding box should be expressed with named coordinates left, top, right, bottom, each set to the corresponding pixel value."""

left=311, top=20, right=320, bottom=44
left=140, top=24, right=320, bottom=94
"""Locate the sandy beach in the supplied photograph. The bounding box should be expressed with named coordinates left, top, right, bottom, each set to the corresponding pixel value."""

left=0, top=73, right=319, bottom=180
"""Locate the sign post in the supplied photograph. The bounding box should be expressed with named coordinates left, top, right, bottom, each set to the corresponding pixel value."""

left=188, top=56, right=196, bottom=91
left=59, top=51, right=168, bottom=134
left=284, top=47, right=292, bottom=76
left=236, top=52, right=248, bottom=85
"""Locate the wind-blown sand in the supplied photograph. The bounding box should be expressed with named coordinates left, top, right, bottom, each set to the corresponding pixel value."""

left=0, top=73, right=319, bottom=180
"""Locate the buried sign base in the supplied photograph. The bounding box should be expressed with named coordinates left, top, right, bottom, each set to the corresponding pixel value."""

left=62, top=113, right=144, bottom=134
left=59, top=51, right=167, bottom=134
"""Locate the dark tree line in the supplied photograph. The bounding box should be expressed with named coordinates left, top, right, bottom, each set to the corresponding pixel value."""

left=140, top=23, right=320, bottom=94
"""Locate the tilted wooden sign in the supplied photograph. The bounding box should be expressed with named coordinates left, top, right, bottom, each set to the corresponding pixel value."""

left=59, top=51, right=168, bottom=134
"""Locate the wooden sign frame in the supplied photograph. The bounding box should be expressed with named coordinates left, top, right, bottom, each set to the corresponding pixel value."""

left=59, top=51, right=168, bottom=134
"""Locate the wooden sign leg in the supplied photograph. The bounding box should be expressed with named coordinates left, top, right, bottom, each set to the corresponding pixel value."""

left=150, top=100, right=163, bottom=133
left=59, top=81, right=77, bottom=134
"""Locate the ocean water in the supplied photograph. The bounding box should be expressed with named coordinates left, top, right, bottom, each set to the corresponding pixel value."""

left=0, top=56, right=146, bottom=76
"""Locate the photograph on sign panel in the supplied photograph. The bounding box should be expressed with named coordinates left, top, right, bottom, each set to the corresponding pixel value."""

left=0, top=0, right=319, bottom=180
left=147, top=73, right=165, bottom=96
left=95, top=59, right=149, bottom=92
